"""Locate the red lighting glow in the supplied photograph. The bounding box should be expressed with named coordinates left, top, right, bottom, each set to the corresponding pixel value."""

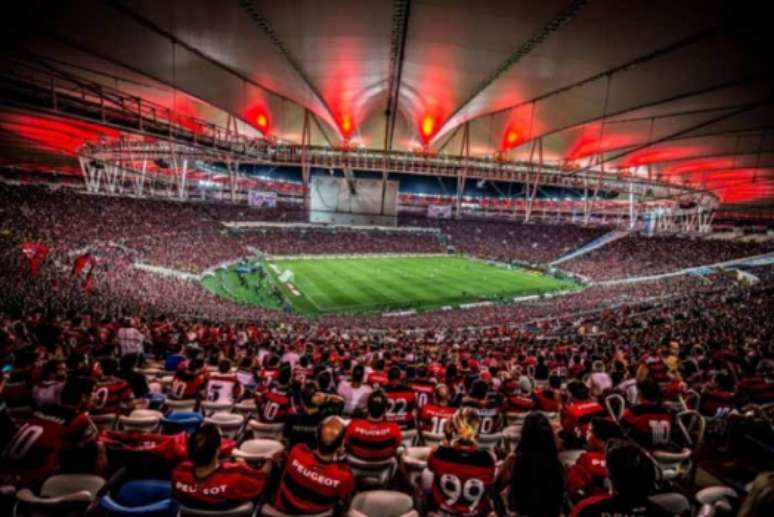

left=420, top=115, right=435, bottom=140
left=256, top=113, right=268, bottom=130
left=340, top=114, right=353, bottom=138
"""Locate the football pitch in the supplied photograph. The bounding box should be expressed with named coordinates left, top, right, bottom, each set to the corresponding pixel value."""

left=202, top=255, right=578, bottom=316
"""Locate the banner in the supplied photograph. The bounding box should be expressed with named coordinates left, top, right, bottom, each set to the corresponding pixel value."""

left=248, top=190, right=277, bottom=208
left=428, top=204, right=452, bottom=219
left=20, top=241, right=49, bottom=275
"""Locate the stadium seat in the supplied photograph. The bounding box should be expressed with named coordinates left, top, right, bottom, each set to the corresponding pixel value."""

left=651, top=449, right=692, bottom=482
left=161, top=411, right=203, bottom=435
left=400, top=447, right=430, bottom=487
left=234, top=400, right=257, bottom=418
left=261, top=503, right=332, bottom=517
left=347, top=490, right=418, bottom=517
left=14, top=474, right=105, bottom=517
left=505, top=412, right=528, bottom=427
left=477, top=433, right=502, bottom=450
left=680, top=390, right=701, bottom=412
left=346, top=456, right=397, bottom=488
left=247, top=419, right=284, bottom=440
left=232, top=439, right=284, bottom=464
left=159, top=376, right=175, bottom=390
left=179, top=501, right=254, bottom=516
left=649, top=492, right=691, bottom=515
left=502, top=425, right=521, bottom=452
left=200, top=400, right=234, bottom=416
left=695, top=486, right=738, bottom=516
left=604, top=393, right=626, bottom=422
left=92, top=413, right=118, bottom=431
left=203, top=412, right=244, bottom=439
left=166, top=399, right=198, bottom=412
left=558, top=449, right=585, bottom=468
left=420, top=431, right=444, bottom=447
left=100, top=479, right=173, bottom=516
left=118, top=409, right=163, bottom=433
left=401, top=429, right=418, bottom=448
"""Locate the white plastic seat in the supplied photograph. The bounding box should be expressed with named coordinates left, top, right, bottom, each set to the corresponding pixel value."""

left=200, top=400, right=235, bottom=416
left=502, top=425, right=522, bottom=452
left=649, top=492, right=691, bottom=515
left=180, top=501, right=255, bottom=516
left=695, top=485, right=738, bottom=515
left=234, top=400, right=257, bottom=418
left=558, top=449, right=585, bottom=468
left=477, top=433, right=502, bottom=450
left=91, top=413, right=117, bottom=431
left=347, top=456, right=397, bottom=487
left=505, top=412, right=528, bottom=427
left=261, top=503, right=332, bottom=517
left=159, top=375, right=175, bottom=389
left=15, top=474, right=105, bottom=516
left=400, top=446, right=431, bottom=486
left=118, top=409, right=163, bottom=433
left=604, top=393, right=626, bottom=422
left=401, top=429, right=417, bottom=448
left=232, top=439, right=285, bottom=463
left=652, top=449, right=692, bottom=481
left=204, top=412, right=245, bottom=439
left=248, top=419, right=284, bottom=440
left=166, top=399, right=197, bottom=412
left=347, top=490, right=417, bottom=517
left=420, top=432, right=444, bottom=446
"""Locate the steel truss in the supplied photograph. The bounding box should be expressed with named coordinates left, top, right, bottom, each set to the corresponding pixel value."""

left=0, top=56, right=719, bottom=233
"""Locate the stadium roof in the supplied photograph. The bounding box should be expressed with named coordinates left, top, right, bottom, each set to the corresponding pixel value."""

left=1, top=0, right=774, bottom=209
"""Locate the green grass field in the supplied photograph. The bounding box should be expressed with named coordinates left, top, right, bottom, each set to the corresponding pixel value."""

left=202, top=255, right=578, bottom=316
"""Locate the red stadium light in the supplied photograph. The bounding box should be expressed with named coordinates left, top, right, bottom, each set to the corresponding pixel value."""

left=501, top=129, right=520, bottom=150
left=340, top=113, right=353, bottom=138
left=256, top=113, right=269, bottom=131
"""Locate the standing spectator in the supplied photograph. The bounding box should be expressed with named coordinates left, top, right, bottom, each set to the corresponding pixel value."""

left=117, top=318, right=145, bottom=358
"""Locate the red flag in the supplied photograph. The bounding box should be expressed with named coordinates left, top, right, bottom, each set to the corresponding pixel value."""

left=71, top=254, right=93, bottom=277
left=20, top=241, right=49, bottom=275
left=83, top=270, right=94, bottom=293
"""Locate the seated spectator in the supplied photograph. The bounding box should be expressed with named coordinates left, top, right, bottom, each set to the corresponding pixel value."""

left=32, top=360, right=65, bottom=408
left=92, top=357, right=134, bottom=415
left=383, top=365, right=417, bottom=431
left=535, top=374, right=563, bottom=413
left=283, top=382, right=325, bottom=449
left=117, top=353, right=150, bottom=399
left=274, top=416, right=355, bottom=515
left=570, top=440, right=671, bottom=517
left=337, top=364, right=372, bottom=416
left=205, top=359, right=243, bottom=404
left=739, top=471, right=774, bottom=517
left=500, top=411, right=565, bottom=517
left=258, top=364, right=292, bottom=423
left=344, top=390, right=402, bottom=462
left=462, top=379, right=504, bottom=436
left=170, top=358, right=207, bottom=400
left=418, top=383, right=457, bottom=438
left=409, top=366, right=436, bottom=409
left=700, top=372, right=745, bottom=418
left=561, top=381, right=605, bottom=446
left=587, top=360, right=612, bottom=398
left=172, top=423, right=271, bottom=510
left=1, top=376, right=99, bottom=487
left=567, top=417, right=622, bottom=501
left=427, top=408, right=497, bottom=516
left=620, top=378, right=674, bottom=451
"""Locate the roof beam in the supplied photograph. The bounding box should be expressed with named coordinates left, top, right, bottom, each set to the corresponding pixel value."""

left=237, top=0, right=342, bottom=139
left=435, top=0, right=589, bottom=140
left=433, top=24, right=721, bottom=144
left=384, top=0, right=411, bottom=151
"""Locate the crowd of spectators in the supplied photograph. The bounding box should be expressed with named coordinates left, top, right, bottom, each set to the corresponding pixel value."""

left=563, top=235, right=774, bottom=281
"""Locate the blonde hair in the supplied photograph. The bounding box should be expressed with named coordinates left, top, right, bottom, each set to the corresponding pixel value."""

left=452, top=407, right=481, bottom=444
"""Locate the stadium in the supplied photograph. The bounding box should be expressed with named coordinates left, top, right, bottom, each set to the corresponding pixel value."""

left=0, top=1, right=773, bottom=516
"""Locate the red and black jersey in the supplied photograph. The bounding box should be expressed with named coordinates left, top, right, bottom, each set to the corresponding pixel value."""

left=570, top=493, right=672, bottom=517
left=169, top=371, right=208, bottom=400
left=739, top=376, right=774, bottom=404
left=566, top=450, right=608, bottom=500
left=462, top=398, right=504, bottom=435
left=621, top=403, right=674, bottom=450
left=383, top=384, right=417, bottom=430
left=172, top=461, right=267, bottom=510
left=274, top=444, right=355, bottom=515
left=100, top=430, right=188, bottom=464
left=561, top=401, right=605, bottom=436
left=419, top=403, right=457, bottom=435
left=534, top=388, right=561, bottom=412
left=507, top=394, right=536, bottom=414
left=367, top=371, right=388, bottom=387
left=1, top=405, right=96, bottom=487
left=427, top=443, right=496, bottom=517
left=699, top=388, right=742, bottom=417
left=205, top=373, right=243, bottom=404
left=258, top=385, right=292, bottom=423
left=409, top=380, right=436, bottom=409
left=92, top=376, right=133, bottom=415
left=344, top=418, right=402, bottom=461
left=641, top=355, right=669, bottom=383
